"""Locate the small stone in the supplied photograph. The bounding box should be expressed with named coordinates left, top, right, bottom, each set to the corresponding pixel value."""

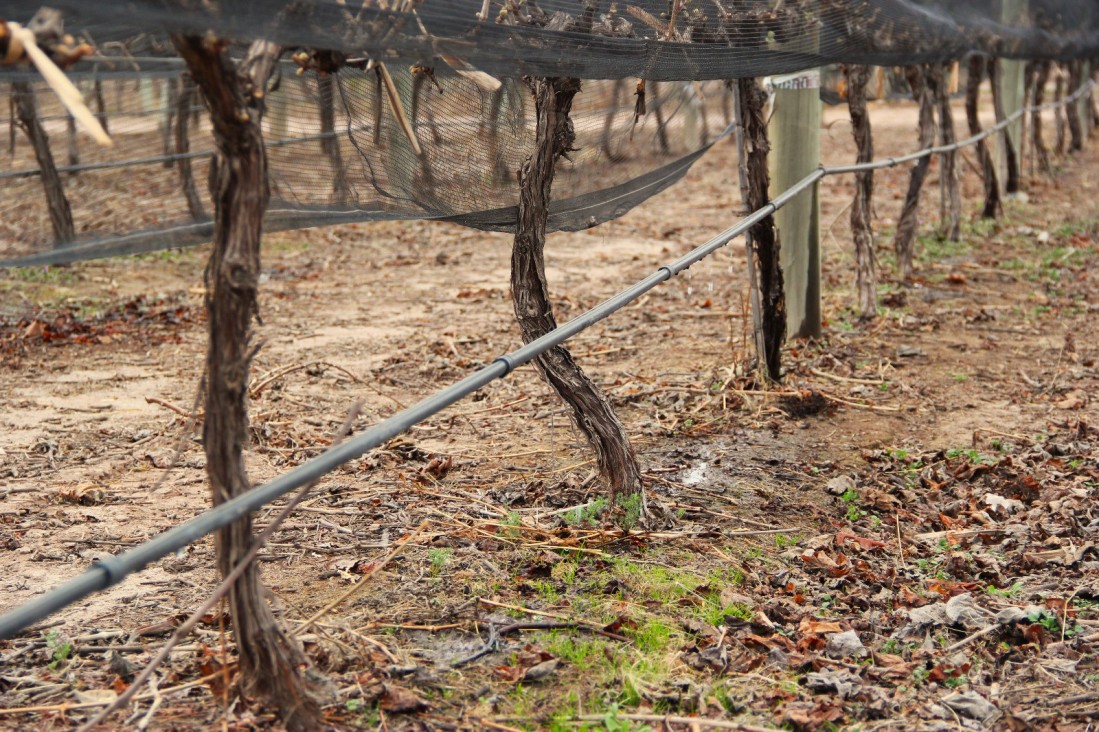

left=521, top=658, right=559, bottom=682
left=896, top=345, right=924, bottom=358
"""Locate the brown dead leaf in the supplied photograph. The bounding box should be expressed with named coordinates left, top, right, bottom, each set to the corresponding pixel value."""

left=798, top=618, right=844, bottom=635
left=1055, top=390, right=1087, bottom=410
left=926, top=579, right=980, bottom=597
left=418, top=455, right=454, bottom=481
left=835, top=530, right=887, bottom=551
left=380, top=683, right=429, bottom=713
left=493, top=665, right=524, bottom=683
left=800, top=549, right=851, bottom=577
left=778, top=700, right=846, bottom=731
left=197, top=655, right=234, bottom=699
left=1022, top=623, right=1049, bottom=647
left=897, top=585, right=928, bottom=607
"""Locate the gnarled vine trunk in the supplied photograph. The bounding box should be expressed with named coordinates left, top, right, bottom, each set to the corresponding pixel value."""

left=1030, top=60, right=1054, bottom=177
left=895, top=64, right=935, bottom=280
left=174, top=73, right=205, bottom=220
left=1066, top=59, right=1085, bottom=152
left=846, top=65, right=876, bottom=320
left=929, top=63, right=960, bottom=241
left=511, top=76, right=644, bottom=511
left=12, top=81, right=75, bottom=245
left=735, top=77, right=785, bottom=381
left=318, top=72, right=350, bottom=202
left=966, top=57, right=1002, bottom=219
left=171, top=34, right=322, bottom=732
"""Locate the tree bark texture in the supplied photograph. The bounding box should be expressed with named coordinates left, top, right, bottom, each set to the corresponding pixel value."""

left=736, top=77, right=785, bottom=381
left=1021, top=61, right=1035, bottom=176
left=12, top=82, right=75, bottom=245
left=601, top=79, right=626, bottom=162
left=1030, top=60, right=1054, bottom=177
left=990, top=60, right=1021, bottom=193
left=1066, top=60, right=1084, bottom=152
left=175, top=74, right=206, bottom=220
left=845, top=65, right=876, bottom=320
left=511, top=76, right=643, bottom=507
left=162, top=78, right=178, bottom=167
left=93, top=78, right=109, bottom=135
left=894, top=65, right=935, bottom=281
left=966, top=58, right=1002, bottom=219
left=171, top=34, right=322, bottom=732
left=929, top=63, right=961, bottom=241
left=649, top=80, right=671, bottom=155
left=317, top=72, right=349, bottom=202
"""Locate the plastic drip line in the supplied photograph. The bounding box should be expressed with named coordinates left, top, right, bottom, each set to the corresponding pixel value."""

left=0, top=214, right=753, bottom=640
left=0, top=78, right=1095, bottom=639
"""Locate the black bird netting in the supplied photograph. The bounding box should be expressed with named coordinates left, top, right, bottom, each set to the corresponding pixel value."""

left=2, top=0, right=1098, bottom=267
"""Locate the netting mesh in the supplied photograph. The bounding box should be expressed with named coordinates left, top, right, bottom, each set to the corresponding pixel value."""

left=1, top=67, right=730, bottom=263
left=2, top=0, right=1099, bottom=266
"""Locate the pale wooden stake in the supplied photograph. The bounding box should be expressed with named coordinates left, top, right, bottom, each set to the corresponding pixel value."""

left=768, top=68, right=821, bottom=339
left=996, top=0, right=1028, bottom=194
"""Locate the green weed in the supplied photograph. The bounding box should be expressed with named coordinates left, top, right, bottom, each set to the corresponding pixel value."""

left=46, top=630, right=72, bottom=670
left=565, top=498, right=608, bottom=527
left=428, top=548, right=452, bottom=576
left=985, top=582, right=1023, bottom=598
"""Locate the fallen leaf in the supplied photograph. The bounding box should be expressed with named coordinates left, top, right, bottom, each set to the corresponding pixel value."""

left=942, top=691, right=1001, bottom=725
left=825, top=629, right=867, bottom=659
left=1055, top=390, right=1087, bottom=410
left=73, top=689, right=117, bottom=705
left=798, top=618, right=844, bottom=635
left=380, top=683, right=429, bottom=713
left=835, top=530, right=887, bottom=551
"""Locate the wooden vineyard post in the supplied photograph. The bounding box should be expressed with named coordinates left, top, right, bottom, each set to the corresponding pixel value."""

left=767, top=69, right=821, bottom=340
left=511, top=76, right=645, bottom=518
left=995, top=0, right=1027, bottom=194
left=845, top=65, right=876, bottom=321
left=11, top=81, right=75, bottom=244
left=171, top=34, right=324, bottom=731
left=736, top=77, right=786, bottom=381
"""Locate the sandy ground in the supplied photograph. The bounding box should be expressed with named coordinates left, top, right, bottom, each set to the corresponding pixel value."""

left=1, top=90, right=1097, bottom=730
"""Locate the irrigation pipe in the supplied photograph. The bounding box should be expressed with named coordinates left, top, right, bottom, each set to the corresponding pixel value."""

left=0, top=77, right=1093, bottom=641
